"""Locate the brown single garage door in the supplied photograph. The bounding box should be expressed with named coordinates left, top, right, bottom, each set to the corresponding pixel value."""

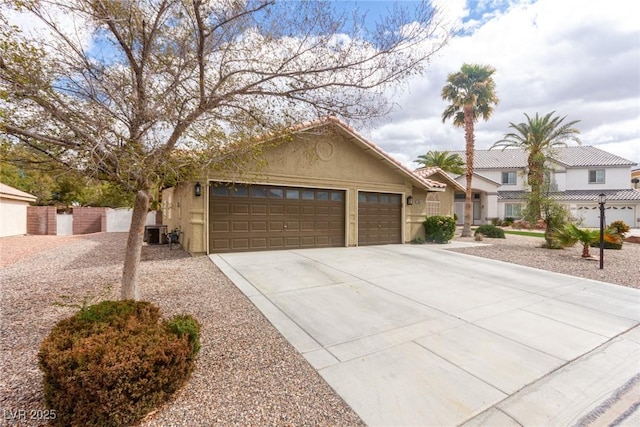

left=358, top=192, right=402, bottom=246
left=209, top=183, right=345, bottom=253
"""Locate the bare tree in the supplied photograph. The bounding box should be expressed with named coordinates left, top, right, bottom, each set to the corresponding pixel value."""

left=1, top=0, right=449, bottom=299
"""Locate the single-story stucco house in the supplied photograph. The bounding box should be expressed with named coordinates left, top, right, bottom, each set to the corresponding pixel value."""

left=162, top=117, right=459, bottom=254
left=0, top=182, right=37, bottom=237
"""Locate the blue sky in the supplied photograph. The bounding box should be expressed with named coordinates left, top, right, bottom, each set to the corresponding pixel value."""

left=6, top=0, right=639, bottom=170
left=332, top=0, right=639, bottom=169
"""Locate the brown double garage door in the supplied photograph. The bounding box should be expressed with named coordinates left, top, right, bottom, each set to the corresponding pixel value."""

left=209, top=183, right=401, bottom=253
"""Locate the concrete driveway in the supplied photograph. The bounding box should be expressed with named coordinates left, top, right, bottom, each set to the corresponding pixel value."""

left=210, top=243, right=640, bottom=426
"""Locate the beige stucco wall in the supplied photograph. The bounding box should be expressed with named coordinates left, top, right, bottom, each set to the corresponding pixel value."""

left=0, top=198, right=30, bottom=237
left=163, top=126, right=452, bottom=254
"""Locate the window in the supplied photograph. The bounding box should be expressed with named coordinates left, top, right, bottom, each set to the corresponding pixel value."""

left=232, top=186, right=248, bottom=197
left=501, top=171, right=517, bottom=185
left=250, top=187, right=267, bottom=198
left=505, top=203, right=522, bottom=218
left=212, top=186, right=229, bottom=196
left=589, top=169, right=605, bottom=184
left=269, top=188, right=284, bottom=198
left=286, top=189, right=300, bottom=199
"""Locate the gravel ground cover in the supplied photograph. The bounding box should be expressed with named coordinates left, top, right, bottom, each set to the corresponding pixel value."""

left=0, top=233, right=364, bottom=427
left=449, top=232, right=640, bottom=289
left=1, top=231, right=638, bottom=426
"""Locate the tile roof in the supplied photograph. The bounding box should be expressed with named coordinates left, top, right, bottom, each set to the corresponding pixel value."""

left=413, top=166, right=441, bottom=178
left=414, top=167, right=465, bottom=191
left=451, top=146, right=636, bottom=169
left=498, top=189, right=640, bottom=202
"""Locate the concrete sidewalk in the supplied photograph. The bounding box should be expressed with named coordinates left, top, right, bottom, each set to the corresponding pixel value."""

left=211, top=244, right=640, bottom=426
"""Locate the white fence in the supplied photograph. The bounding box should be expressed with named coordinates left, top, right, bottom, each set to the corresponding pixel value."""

left=106, top=208, right=157, bottom=232
left=54, top=209, right=158, bottom=235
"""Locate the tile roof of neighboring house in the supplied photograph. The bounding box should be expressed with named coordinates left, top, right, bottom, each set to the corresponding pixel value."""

left=413, top=167, right=465, bottom=191
left=451, top=146, right=637, bottom=169
left=498, top=189, right=640, bottom=202
left=0, top=182, right=37, bottom=202
left=292, top=117, right=446, bottom=190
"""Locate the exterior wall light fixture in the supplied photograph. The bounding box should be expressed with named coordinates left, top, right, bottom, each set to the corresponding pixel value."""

left=406, top=195, right=413, bottom=206
left=194, top=182, right=202, bottom=197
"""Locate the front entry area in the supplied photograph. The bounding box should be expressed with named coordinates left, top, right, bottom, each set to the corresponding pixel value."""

left=209, top=183, right=345, bottom=253
left=357, top=191, right=402, bottom=245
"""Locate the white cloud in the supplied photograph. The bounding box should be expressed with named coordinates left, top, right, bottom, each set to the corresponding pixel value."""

left=363, top=0, right=640, bottom=168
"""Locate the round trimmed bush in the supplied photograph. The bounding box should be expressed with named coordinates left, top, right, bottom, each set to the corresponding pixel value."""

left=423, top=215, right=456, bottom=244
left=474, top=224, right=506, bottom=239
left=38, top=300, right=200, bottom=427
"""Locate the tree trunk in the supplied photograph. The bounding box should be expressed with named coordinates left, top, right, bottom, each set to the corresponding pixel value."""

left=121, top=189, right=150, bottom=300
left=462, top=106, right=475, bottom=237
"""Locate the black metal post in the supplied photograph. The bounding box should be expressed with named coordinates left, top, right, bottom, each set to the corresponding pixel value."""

left=599, top=198, right=605, bottom=270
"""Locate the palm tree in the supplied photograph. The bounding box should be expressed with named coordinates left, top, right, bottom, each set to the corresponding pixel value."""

left=554, top=223, right=599, bottom=258
left=491, top=111, right=581, bottom=221
left=442, top=64, right=499, bottom=237
left=415, top=150, right=465, bottom=175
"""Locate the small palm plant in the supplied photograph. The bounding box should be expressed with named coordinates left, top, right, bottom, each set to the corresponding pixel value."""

left=554, top=224, right=599, bottom=258
left=555, top=224, right=623, bottom=258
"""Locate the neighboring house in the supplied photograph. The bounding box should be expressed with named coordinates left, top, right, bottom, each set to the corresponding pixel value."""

left=446, top=146, right=639, bottom=228
left=0, top=183, right=37, bottom=237
left=163, top=117, right=455, bottom=254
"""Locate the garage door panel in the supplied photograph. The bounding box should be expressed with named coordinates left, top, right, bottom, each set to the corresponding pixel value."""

left=301, top=236, right=315, bottom=246
left=269, top=237, right=285, bottom=248
left=211, top=239, right=230, bottom=250
left=251, top=221, right=267, bottom=231
left=316, top=206, right=330, bottom=215
left=316, top=236, right=329, bottom=245
left=250, top=238, right=267, bottom=249
left=269, top=221, right=285, bottom=231
left=269, top=205, right=285, bottom=215
left=316, top=221, right=329, bottom=230
left=286, top=221, right=300, bottom=231
left=301, top=206, right=315, bottom=215
left=232, top=221, right=249, bottom=231
left=330, top=206, right=343, bottom=215
left=286, top=236, right=300, bottom=246
left=232, top=204, right=249, bottom=214
left=251, top=205, right=267, bottom=214
left=212, top=204, right=230, bottom=214
left=212, top=221, right=230, bottom=231
left=232, top=238, right=249, bottom=250
left=210, top=183, right=345, bottom=252
left=329, top=220, right=343, bottom=230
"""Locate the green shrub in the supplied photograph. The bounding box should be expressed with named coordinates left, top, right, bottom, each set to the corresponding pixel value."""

left=165, top=314, right=201, bottom=360
left=502, top=217, right=514, bottom=227
left=608, top=220, right=631, bottom=237
left=491, top=217, right=503, bottom=226
left=589, top=227, right=624, bottom=250
left=423, top=215, right=456, bottom=244
left=474, top=224, right=506, bottom=239
left=38, top=300, right=201, bottom=427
